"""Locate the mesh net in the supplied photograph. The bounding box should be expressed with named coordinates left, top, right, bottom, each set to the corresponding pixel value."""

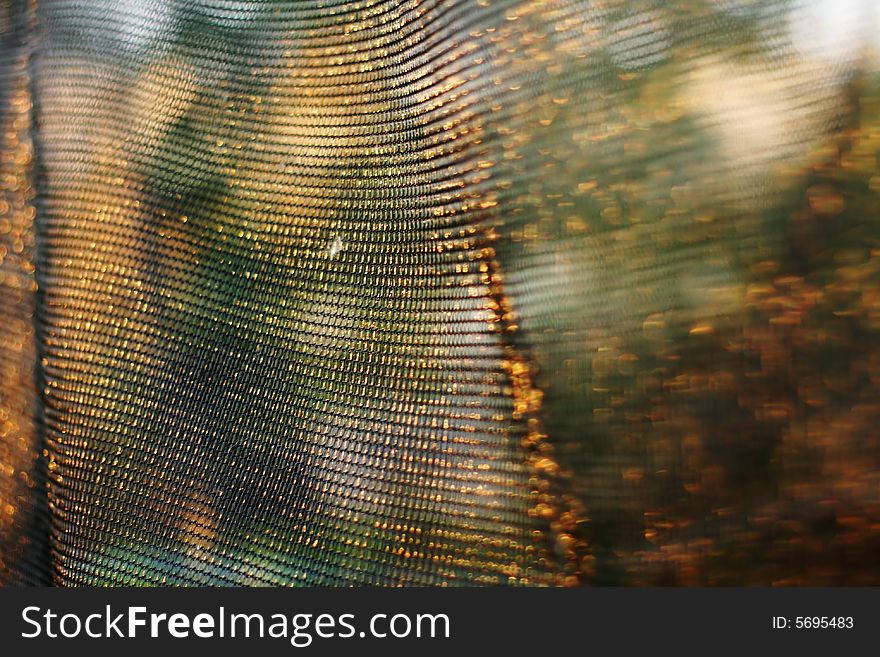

left=1, top=0, right=880, bottom=585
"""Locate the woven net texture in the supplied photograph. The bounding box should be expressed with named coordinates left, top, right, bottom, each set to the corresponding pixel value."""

left=2, top=0, right=880, bottom=586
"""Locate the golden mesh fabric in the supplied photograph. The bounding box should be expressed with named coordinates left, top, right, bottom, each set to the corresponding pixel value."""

left=1, top=0, right=880, bottom=585
left=0, top=0, right=48, bottom=585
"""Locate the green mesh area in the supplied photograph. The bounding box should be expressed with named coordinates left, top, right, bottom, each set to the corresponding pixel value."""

left=1, top=0, right=879, bottom=586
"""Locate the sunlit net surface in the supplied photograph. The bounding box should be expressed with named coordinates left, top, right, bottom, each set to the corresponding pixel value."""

left=1, top=0, right=879, bottom=586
